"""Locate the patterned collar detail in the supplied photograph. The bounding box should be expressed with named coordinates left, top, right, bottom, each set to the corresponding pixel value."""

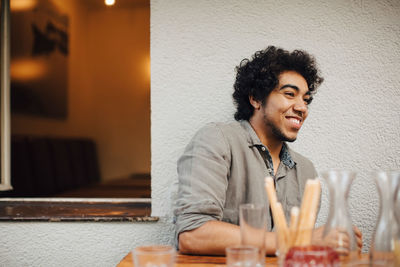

left=280, top=143, right=295, bottom=168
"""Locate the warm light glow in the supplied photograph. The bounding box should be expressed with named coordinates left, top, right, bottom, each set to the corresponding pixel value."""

left=11, top=59, right=47, bottom=81
left=105, top=0, right=115, bottom=6
left=145, top=56, right=151, bottom=79
left=10, top=0, right=37, bottom=11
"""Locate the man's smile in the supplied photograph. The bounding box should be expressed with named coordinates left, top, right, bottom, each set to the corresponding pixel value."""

left=285, top=115, right=303, bottom=130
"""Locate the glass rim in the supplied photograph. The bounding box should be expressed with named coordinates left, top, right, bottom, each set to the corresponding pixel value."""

left=226, top=245, right=259, bottom=254
left=133, top=245, right=175, bottom=255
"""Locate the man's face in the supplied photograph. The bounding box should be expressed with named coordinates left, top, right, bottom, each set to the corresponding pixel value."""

left=262, top=71, right=311, bottom=142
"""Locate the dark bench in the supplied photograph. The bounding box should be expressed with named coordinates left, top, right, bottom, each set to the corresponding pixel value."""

left=1, top=136, right=100, bottom=197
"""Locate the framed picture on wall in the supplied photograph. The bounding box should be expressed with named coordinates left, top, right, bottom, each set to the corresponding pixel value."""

left=10, top=0, right=68, bottom=119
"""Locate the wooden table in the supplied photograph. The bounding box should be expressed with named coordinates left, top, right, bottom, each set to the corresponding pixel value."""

left=117, top=252, right=370, bottom=267
left=117, top=252, right=278, bottom=266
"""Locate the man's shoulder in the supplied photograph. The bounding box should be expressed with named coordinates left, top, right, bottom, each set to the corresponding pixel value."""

left=189, top=121, right=249, bottom=151
left=288, top=147, right=317, bottom=176
left=201, top=120, right=242, bottom=129
left=288, top=148, right=313, bottom=164
left=289, top=148, right=314, bottom=168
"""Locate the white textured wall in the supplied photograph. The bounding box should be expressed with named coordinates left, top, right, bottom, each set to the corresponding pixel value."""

left=0, top=220, right=172, bottom=266
left=0, top=1, right=399, bottom=266
left=151, top=0, right=400, bottom=252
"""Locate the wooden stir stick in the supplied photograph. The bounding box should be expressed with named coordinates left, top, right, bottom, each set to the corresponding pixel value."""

left=264, top=177, right=289, bottom=252
left=264, top=177, right=321, bottom=252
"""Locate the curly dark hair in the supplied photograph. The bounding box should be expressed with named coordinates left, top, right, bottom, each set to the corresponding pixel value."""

left=233, top=46, right=324, bottom=121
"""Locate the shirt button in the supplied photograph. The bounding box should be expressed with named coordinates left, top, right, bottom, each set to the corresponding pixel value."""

left=261, top=147, right=266, bottom=151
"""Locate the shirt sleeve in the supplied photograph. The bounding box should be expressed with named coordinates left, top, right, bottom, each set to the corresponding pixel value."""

left=173, top=123, right=231, bottom=248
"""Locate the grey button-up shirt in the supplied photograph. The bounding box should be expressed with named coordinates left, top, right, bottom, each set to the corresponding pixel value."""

left=174, top=120, right=317, bottom=246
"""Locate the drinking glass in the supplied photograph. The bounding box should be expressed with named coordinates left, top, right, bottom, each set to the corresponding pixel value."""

left=239, top=203, right=267, bottom=267
left=226, top=245, right=259, bottom=267
left=133, top=245, right=175, bottom=267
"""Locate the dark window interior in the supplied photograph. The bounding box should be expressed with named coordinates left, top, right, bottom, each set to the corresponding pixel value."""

left=1, top=0, right=151, bottom=199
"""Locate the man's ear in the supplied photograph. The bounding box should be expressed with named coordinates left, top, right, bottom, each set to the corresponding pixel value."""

left=249, top=96, right=261, bottom=110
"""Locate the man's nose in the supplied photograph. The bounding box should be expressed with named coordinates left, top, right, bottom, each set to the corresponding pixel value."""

left=293, top=99, right=308, bottom=114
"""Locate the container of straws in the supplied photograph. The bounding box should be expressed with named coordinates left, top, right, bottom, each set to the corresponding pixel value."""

left=265, top=177, right=339, bottom=267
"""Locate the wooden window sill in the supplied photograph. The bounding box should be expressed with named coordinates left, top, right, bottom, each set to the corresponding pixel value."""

left=0, top=198, right=158, bottom=222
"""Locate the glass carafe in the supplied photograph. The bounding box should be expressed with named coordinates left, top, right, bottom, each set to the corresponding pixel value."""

left=321, top=170, right=358, bottom=262
left=370, top=170, right=400, bottom=267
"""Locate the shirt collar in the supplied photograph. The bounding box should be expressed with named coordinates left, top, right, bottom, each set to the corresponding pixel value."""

left=279, top=143, right=296, bottom=168
left=240, top=120, right=263, bottom=146
left=240, top=120, right=296, bottom=168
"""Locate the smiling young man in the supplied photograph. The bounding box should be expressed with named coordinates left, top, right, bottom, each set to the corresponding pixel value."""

left=173, top=46, right=361, bottom=255
left=248, top=70, right=311, bottom=171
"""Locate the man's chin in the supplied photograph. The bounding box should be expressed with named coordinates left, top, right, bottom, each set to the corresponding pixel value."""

left=269, top=124, right=298, bottom=142
left=284, top=137, right=297, bottom=142
left=281, top=133, right=297, bottom=142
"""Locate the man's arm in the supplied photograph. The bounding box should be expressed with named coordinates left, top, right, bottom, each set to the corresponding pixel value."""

left=178, top=221, right=240, bottom=255
left=174, top=124, right=231, bottom=250
left=179, top=220, right=278, bottom=255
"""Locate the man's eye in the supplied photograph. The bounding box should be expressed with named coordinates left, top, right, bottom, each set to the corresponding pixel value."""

left=285, top=92, right=295, bottom=97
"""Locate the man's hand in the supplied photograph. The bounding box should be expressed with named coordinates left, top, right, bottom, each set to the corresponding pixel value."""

left=311, top=225, right=363, bottom=255
left=353, top=225, right=363, bottom=251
